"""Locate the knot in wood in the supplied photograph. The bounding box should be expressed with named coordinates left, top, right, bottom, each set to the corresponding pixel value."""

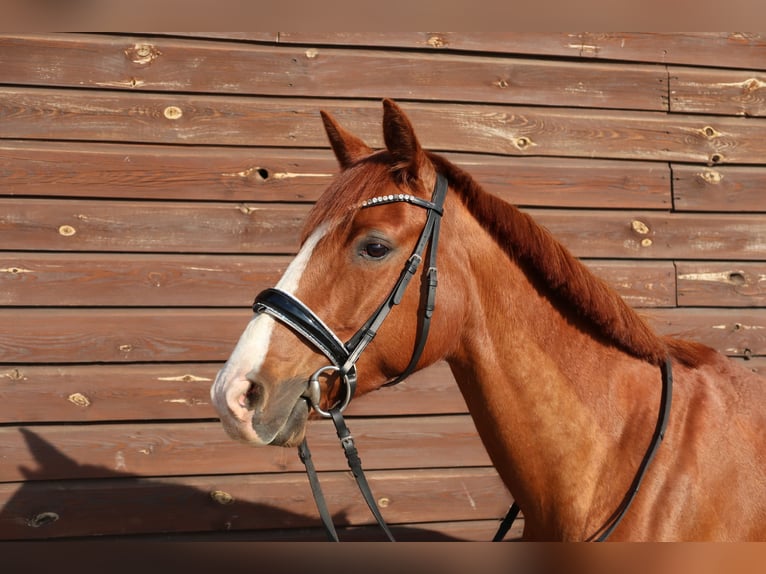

left=58, top=225, right=76, bottom=237
left=163, top=106, right=183, bottom=120
left=426, top=34, right=448, bottom=48
left=699, top=169, right=723, bottom=185
left=126, top=43, right=162, bottom=65
left=631, top=220, right=650, bottom=235
left=27, top=512, right=59, bottom=528
left=68, top=393, right=91, bottom=408
left=514, top=136, right=533, bottom=150
left=211, top=490, right=235, bottom=505
left=701, top=126, right=720, bottom=139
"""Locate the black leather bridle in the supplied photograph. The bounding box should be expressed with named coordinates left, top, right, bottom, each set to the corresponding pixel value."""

left=252, top=173, right=448, bottom=541
left=250, top=171, right=673, bottom=542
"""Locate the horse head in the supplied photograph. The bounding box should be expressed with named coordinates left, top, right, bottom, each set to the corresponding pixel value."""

left=211, top=100, right=466, bottom=447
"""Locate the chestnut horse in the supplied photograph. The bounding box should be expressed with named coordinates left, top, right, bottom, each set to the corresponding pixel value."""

left=211, top=99, right=766, bottom=541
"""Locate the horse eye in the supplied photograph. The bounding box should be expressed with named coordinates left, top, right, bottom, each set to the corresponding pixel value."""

left=363, top=242, right=390, bottom=259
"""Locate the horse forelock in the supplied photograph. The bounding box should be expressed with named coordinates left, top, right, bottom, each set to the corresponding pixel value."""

left=300, top=152, right=426, bottom=244
left=427, top=152, right=712, bottom=369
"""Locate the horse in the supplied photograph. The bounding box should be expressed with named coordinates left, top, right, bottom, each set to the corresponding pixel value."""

left=211, top=99, right=766, bottom=541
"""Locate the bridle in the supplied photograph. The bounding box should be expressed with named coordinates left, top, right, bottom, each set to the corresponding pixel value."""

left=250, top=171, right=673, bottom=542
left=252, top=173, right=448, bottom=541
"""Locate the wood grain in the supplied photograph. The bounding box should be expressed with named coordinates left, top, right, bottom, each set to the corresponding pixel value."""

left=0, top=361, right=467, bottom=423
left=4, top=89, right=766, bottom=164
left=0, top=141, right=671, bottom=209
left=0, top=467, right=511, bottom=539
left=670, top=66, right=766, bottom=117
left=676, top=262, right=766, bottom=307
left=0, top=34, right=667, bottom=110
left=1, top=307, right=763, bottom=365
left=0, top=415, right=491, bottom=482
left=0, top=253, right=674, bottom=308
left=3, top=201, right=764, bottom=260
left=672, top=164, right=766, bottom=212
left=275, top=33, right=766, bottom=70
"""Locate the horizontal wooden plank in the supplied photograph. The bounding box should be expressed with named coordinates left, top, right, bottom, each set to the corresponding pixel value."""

left=645, top=308, right=766, bottom=358
left=0, top=253, right=285, bottom=307
left=0, top=308, right=248, bottom=363
left=165, top=518, right=522, bottom=542
left=0, top=467, right=511, bottom=539
left=0, top=141, right=671, bottom=209
left=0, top=142, right=336, bottom=202
left=0, top=253, right=674, bottom=308
left=0, top=199, right=306, bottom=254
left=676, top=262, right=766, bottom=307
left=0, top=415, right=490, bottom=482
left=2, top=307, right=764, bottom=365
left=4, top=201, right=765, bottom=260
left=734, top=356, right=766, bottom=376
left=276, top=33, right=766, bottom=70
left=670, top=66, right=766, bottom=117
left=0, top=361, right=465, bottom=423
left=586, top=261, right=675, bottom=308
left=0, top=34, right=667, bottom=111
left=4, top=91, right=766, bottom=164
left=672, top=164, right=766, bottom=212
left=537, top=211, right=766, bottom=261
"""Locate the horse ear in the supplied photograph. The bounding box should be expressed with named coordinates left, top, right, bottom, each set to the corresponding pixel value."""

left=382, top=98, right=426, bottom=179
left=320, top=110, right=372, bottom=169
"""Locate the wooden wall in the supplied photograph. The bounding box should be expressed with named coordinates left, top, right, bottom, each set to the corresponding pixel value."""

left=1, top=32, right=765, bottom=541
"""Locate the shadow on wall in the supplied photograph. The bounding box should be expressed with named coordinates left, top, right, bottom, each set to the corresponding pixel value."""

left=0, top=428, right=466, bottom=541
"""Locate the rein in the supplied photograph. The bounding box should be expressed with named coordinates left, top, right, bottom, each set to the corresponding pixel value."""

left=251, top=172, right=674, bottom=542
left=252, top=174, right=448, bottom=541
left=492, top=356, right=673, bottom=541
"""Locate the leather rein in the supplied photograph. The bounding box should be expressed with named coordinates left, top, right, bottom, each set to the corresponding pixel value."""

left=251, top=172, right=673, bottom=542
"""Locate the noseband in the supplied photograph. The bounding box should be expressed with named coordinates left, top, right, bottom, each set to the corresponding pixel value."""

left=251, top=173, right=448, bottom=541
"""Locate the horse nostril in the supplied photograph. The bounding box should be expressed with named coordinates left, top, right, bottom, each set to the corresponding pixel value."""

left=240, top=380, right=263, bottom=411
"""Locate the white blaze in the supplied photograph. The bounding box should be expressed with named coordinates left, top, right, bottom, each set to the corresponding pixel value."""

left=210, top=225, right=327, bottom=418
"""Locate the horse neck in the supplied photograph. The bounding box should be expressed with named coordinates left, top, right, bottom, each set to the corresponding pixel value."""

left=444, top=207, right=660, bottom=539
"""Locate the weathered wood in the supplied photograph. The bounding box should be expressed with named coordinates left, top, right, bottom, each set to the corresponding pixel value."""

left=0, top=308, right=248, bottom=363
left=676, top=262, right=766, bottom=308
left=3, top=201, right=765, bottom=260
left=536, top=211, right=766, bottom=261
left=0, top=141, right=671, bottom=209
left=672, top=164, right=766, bottom=212
left=645, top=308, right=766, bottom=358
left=0, top=416, right=490, bottom=482
left=0, top=199, right=307, bottom=254
left=0, top=252, right=287, bottom=307
left=0, top=361, right=466, bottom=423
left=586, top=261, right=675, bottom=308
left=4, top=90, right=766, bottom=163
left=670, top=66, right=766, bottom=117
left=0, top=467, right=511, bottom=539
left=2, top=308, right=764, bottom=365
left=735, top=356, right=766, bottom=376
left=0, top=141, right=335, bottom=202
left=166, top=518, right=522, bottom=542
left=0, top=253, right=674, bottom=308
left=277, top=32, right=766, bottom=70
left=0, top=34, right=667, bottom=110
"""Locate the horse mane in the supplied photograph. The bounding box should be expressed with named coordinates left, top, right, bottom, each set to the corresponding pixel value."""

left=427, top=152, right=714, bottom=369
left=303, top=147, right=714, bottom=369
